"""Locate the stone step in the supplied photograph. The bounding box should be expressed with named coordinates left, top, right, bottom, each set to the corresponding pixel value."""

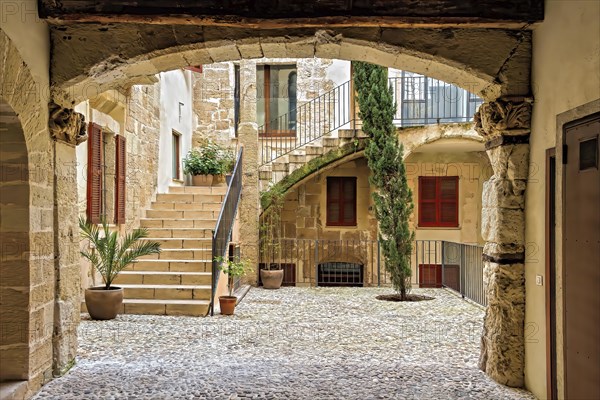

left=122, top=299, right=210, bottom=316
left=114, top=271, right=212, bottom=285
left=139, top=248, right=212, bottom=260
left=288, top=154, right=306, bottom=163
left=338, top=128, right=357, bottom=138
left=259, top=170, right=272, bottom=180
left=155, top=193, right=224, bottom=203
left=304, top=146, right=324, bottom=156
left=322, top=137, right=340, bottom=147
left=130, top=260, right=211, bottom=272
left=168, top=185, right=227, bottom=195
left=146, top=209, right=220, bottom=219
left=150, top=202, right=220, bottom=215
left=145, top=238, right=212, bottom=249
left=145, top=228, right=213, bottom=238
left=271, top=162, right=289, bottom=172
left=120, top=284, right=211, bottom=301
left=140, top=219, right=216, bottom=229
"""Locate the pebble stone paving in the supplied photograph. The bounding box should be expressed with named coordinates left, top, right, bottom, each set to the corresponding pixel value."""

left=34, top=287, right=535, bottom=399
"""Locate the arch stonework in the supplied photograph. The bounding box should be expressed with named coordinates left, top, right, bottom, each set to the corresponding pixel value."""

left=48, top=27, right=531, bottom=107
left=0, top=28, right=82, bottom=396
left=3, top=8, right=535, bottom=393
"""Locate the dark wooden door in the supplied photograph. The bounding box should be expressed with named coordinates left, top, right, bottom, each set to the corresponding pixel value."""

left=546, top=148, right=557, bottom=399
left=563, top=113, right=600, bottom=400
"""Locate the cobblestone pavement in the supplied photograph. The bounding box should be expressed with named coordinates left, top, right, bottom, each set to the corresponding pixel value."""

left=35, top=287, right=535, bottom=399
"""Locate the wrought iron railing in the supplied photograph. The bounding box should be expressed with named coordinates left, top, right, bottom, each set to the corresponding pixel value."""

left=414, top=240, right=487, bottom=307
left=258, top=238, right=388, bottom=287
left=259, top=74, right=483, bottom=166
left=210, top=148, right=243, bottom=316
left=259, top=80, right=353, bottom=165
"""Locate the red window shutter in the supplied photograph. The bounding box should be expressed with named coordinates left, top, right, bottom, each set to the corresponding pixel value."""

left=327, top=177, right=357, bottom=226
left=419, top=177, right=438, bottom=226
left=418, top=176, right=458, bottom=227
left=114, top=135, right=126, bottom=224
left=439, top=177, right=458, bottom=226
left=86, top=123, right=103, bottom=223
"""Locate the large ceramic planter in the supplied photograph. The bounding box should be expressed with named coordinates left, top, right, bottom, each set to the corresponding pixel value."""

left=213, top=174, right=226, bottom=185
left=85, top=286, right=124, bottom=320
left=260, top=269, right=284, bottom=289
left=191, top=174, right=213, bottom=186
left=219, top=296, right=237, bottom=315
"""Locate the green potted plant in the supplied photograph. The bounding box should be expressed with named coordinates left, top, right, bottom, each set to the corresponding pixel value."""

left=79, top=217, right=161, bottom=320
left=183, top=140, right=231, bottom=186
left=259, top=187, right=285, bottom=289
left=215, top=256, right=248, bottom=315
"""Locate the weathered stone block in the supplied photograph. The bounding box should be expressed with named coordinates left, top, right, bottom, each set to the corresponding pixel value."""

left=479, top=262, right=525, bottom=388
left=486, top=143, right=529, bottom=180
left=481, top=177, right=525, bottom=209
left=481, top=206, right=524, bottom=246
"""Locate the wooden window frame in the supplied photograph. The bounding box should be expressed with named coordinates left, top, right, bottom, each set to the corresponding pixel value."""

left=172, top=131, right=181, bottom=180
left=326, top=177, right=357, bottom=227
left=418, top=176, right=459, bottom=228
left=86, top=123, right=104, bottom=223
left=114, top=134, right=126, bottom=225
left=258, top=64, right=297, bottom=138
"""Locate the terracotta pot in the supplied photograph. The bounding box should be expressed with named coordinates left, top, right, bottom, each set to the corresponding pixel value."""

left=213, top=174, right=226, bottom=184
left=219, top=296, right=237, bottom=315
left=85, top=286, right=124, bottom=320
left=260, top=269, right=284, bottom=289
left=191, top=174, right=213, bottom=186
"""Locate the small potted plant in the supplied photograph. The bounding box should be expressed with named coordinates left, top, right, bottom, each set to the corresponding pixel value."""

left=215, top=256, right=248, bottom=315
left=259, top=188, right=285, bottom=289
left=183, top=140, right=230, bottom=186
left=79, top=217, right=161, bottom=320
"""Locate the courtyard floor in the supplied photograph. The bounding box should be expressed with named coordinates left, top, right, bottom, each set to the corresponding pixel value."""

left=34, top=287, right=535, bottom=399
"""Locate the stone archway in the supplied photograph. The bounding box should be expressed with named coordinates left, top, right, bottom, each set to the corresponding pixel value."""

left=34, top=8, right=535, bottom=390
left=0, top=28, right=85, bottom=396
left=0, top=99, right=31, bottom=382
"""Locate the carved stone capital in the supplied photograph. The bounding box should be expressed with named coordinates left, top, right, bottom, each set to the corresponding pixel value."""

left=49, top=102, right=88, bottom=145
left=474, top=98, right=532, bottom=139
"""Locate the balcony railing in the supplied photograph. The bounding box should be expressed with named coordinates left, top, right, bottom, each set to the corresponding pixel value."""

left=259, top=74, right=483, bottom=166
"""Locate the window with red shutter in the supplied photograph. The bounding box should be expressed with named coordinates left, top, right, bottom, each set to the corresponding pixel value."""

left=86, top=123, right=104, bottom=223
left=327, top=177, right=357, bottom=226
left=114, top=135, right=126, bottom=224
left=418, top=176, right=458, bottom=227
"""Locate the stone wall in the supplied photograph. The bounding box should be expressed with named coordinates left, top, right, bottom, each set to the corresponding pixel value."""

left=1, top=26, right=79, bottom=398
left=191, top=58, right=349, bottom=150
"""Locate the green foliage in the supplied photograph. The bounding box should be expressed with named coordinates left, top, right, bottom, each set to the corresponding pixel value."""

left=259, top=185, right=286, bottom=270
left=215, top=256, right=249, bottom=296
left=183, top=140, right=234, bottom=176
left=79, top=217, right=161, bottom=289
left=354, top=61, right=415, bottom=300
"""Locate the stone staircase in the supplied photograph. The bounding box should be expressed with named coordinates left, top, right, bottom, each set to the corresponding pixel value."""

left=259, top=128, right=367, bottom=188
left=113, top=185, right=227, bottom=317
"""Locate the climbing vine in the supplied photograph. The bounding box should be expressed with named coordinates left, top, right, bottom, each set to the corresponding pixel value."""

left=259, top=186, right=286, bottom=270
left=353, top=61, right=415, bottom=300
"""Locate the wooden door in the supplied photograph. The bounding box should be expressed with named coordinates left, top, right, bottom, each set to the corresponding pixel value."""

left=563, top=113, right=600, bottom=400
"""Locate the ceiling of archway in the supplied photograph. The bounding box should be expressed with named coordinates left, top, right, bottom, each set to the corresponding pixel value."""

left=38, top=0, right=542, bottom=106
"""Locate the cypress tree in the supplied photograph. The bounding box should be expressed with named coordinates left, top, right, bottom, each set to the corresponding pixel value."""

left=353, top=62, right=415, bottom=300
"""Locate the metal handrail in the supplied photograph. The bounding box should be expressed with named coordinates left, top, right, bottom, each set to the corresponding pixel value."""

left=210, top=148, right=243, bottom=316
left=259, top=75, right=483, bottom=166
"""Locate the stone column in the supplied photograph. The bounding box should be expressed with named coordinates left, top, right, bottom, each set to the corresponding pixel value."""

left=474, top=98, right=532, bottom=387
left=49, top=103, right=87, bottom=375
left=237, top=61, right=260, bottom=284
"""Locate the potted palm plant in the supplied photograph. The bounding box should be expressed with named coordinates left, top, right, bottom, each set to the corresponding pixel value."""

left=215, top=256, right=248, bottom=315
left=183, top=140, right=232, bottom=186
left=79, top=217, right=161, bottom=320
